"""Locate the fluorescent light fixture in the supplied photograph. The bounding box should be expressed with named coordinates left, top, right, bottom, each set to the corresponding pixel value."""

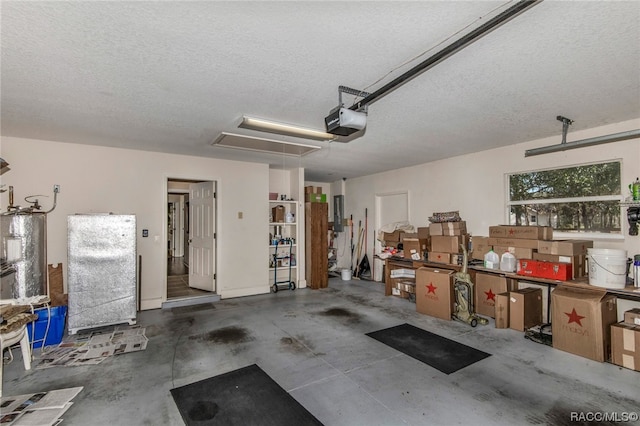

left=239, top=116, right=336, bottom=141
left=211, top=132, right=321, bottom=157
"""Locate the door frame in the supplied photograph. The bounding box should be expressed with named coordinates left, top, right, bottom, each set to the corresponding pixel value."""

left=164, top=176, right=218, bottom=301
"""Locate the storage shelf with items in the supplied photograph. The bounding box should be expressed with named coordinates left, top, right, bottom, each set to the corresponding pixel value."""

left=388, top=266, right=417, bottom=301
left=328, top=227, right=338, bottom=276
left=269, top=200, right=298, bottom=292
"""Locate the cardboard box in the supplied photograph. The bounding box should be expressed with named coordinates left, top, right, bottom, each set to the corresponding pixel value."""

left=537, top=240, right=593, bottom=256
left=403, top=238, right=427, bottom=260
left=624, top=308, right=640, bottom=326
left=431, top=235, right=467, bottom=253
left=304, top=186, right=314, bottom=194
left=271, top=205, right=285, bottom=223
left=489, top=225, right=553, bottom=240
left=471, top=236, right=491, bottom=260
left=509, top=287, right=542, bottom=331
left=390, top=268, right=415, bottom=278
left=487, top=238, right=540, bottom=250
left=429, top=221, right=466, bottom=236
left=427, top=252, right=451, bottom=264
left=495, top=292, right=510, bottom=329
left=395, top=280, right=416, bottom=294
left=429, top=223, right=443, bottom=236
left=533, top=253, right=586, bottom=278
left=400, top=232, right=418, bottom=241
left=305, top=193, right=326, bottom=203
left=417, top=227, right=430, bottom=239
left=474, top=273, right=512, bottom=318
left=517, top=259, right=572, bottom=281
left=493, top=246, right=535, bottom=261
left=551, top=283, right=617, bottom=362
left=611, top=323, right=640, bottom=371
left=383, top=230, right=404, bottom=243
left=415, top=267, right=455, bottom=321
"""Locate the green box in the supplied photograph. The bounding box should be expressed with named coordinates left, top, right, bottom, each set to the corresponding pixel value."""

left=308, top=193, right=327, bottom=203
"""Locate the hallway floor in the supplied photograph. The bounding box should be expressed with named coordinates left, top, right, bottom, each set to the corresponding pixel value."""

left=3, top=278, right=639, bottom=425
left=167, top=256, right=212, bottom=300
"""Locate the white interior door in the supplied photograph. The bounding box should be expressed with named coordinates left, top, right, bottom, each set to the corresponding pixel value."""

left=189, top=181, right=216, bottom=291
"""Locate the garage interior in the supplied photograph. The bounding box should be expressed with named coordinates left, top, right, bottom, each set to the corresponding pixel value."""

left=1, top=1, right=640, bottom=425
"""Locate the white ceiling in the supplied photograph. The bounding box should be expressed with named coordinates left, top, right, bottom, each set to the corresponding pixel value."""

left=2, top=1, right=639, bottom=182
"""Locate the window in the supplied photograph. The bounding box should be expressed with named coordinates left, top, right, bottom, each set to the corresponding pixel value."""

left=507, top=161, right=622, bottom=235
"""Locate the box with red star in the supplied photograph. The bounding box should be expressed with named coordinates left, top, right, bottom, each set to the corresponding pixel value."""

left=474, top=273, right=516, bottom=318
left=551, top=283, right=617, bottom=362
left=489, top=225, right=553, bottom=240
left=415, top=267, right=455, bottom=320
left=427, top=251, right=451, bottom=264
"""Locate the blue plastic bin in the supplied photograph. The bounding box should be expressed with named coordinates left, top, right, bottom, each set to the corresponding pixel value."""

left=26, top=305, right=67, bottom=348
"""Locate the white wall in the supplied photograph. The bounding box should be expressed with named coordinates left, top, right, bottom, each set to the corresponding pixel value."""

left=342, top=119, right=640, bottom=316
left=0, top=137, right=270, bottom=309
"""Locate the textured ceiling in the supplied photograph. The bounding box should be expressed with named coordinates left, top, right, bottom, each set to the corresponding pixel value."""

left=2, top=1, right=639, bottom=182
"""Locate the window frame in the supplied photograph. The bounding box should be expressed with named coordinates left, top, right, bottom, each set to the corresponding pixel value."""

left=505, top=160, right=624, bottom=240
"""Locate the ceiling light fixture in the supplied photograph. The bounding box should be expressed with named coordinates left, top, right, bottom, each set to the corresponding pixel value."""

left=211, top=132, right=320, bottom=157
left=239, top=116, right=336, bottom=142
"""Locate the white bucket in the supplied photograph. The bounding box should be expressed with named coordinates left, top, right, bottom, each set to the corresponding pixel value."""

left=588, top=248, right=628, bottom=289
left=341, top=269, right=352, bottom=281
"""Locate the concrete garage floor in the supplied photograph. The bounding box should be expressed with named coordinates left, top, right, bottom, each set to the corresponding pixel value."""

left=3, top=278, right=639, bottom=425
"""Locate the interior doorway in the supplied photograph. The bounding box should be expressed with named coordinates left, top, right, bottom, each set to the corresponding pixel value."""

left=166, top=178, right=218, bottom=302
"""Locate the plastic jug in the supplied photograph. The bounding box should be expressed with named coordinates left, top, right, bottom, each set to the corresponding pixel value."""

left=500, top=251, right=516, bottom=272
left=484, top=249, right=500, bottom=270
left=285, top=211, right=294, bottom=223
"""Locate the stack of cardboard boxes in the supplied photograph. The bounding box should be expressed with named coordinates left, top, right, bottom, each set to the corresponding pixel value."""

left=304, top=186, right=326, bottom=203
left=472, top=225, right=592, bottom=280
left=533, top=239, right=593, bottom=279
left=389, top=268, right=416, bottom=299
left=392, top=222, right=636, bottom=369
left=399, top=228, right=429, bottom=261
left=382, top=227, right=430, bottom=261
left=428, top=221, right=469, bottom=265
left=611, top=308, right=640, bottom=371
left=475, top=273, right=516, bottom=322
left=487, top=225, right=553, bottom=269
left=494, top=287, right=543, bottom=331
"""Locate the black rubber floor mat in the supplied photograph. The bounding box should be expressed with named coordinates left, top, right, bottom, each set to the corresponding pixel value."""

left=366, top=323, right=491, bottom=374
left=170, top=364, right=323, bottom=426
